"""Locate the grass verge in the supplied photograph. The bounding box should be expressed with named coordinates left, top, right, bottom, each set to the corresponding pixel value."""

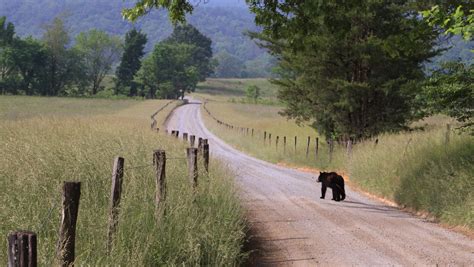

left=0, top=96, right=247, bottom=265
left=198, top=90, right=473, bottom=230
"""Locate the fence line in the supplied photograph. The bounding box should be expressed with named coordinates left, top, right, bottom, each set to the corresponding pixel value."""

left=7, top=141, right=212, bottom=266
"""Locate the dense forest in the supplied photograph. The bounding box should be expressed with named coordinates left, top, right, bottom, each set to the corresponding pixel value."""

left=0, top=0, right=274, bottom=78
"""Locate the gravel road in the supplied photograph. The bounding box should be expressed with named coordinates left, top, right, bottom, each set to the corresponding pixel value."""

left=165, top=99, right=474, bottom=266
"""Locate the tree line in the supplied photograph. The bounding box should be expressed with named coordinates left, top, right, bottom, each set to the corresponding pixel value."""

left=125, top=0, right=472, bottom=139
left=0, top=16, right=213, bottom=98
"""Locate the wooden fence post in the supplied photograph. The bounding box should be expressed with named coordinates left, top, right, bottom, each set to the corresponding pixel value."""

left=315, top=137, right=319, bottom=160
left=294, top=136, right=297, bottom=154
left=187, top=148, right=198, bottom=188
left=8, top=231, right=37, bottom=267
left=276, top=136, right=279, bottom=150
left=264, top=131, right=267, bottom=146
left=174, top=130, right=179, bottom=138
left=153, top=150, right=166, bottom=217
left=269, top=133, right=272, bottom=146
left=246, top=128, right=249, bottom=136
left=198, top=138, right=203, bottom=152
left=107, top=156, right=124, bottom=253
left=306, top=136, right=310, bottom=158
left=57, top=182, right=81, bottom=267
left=203, top=144, right=210, bottom=172
left=283, top=136, right=287, bottom=154
left=190, top=135, right=196, bottom=147
left=251, top=128, right=254, bottom=137
left=183, top=133, right=188, bottom=142
left=445, top=123, right=451, bottom=145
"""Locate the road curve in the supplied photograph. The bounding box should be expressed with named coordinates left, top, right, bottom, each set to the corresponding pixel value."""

left=165, top=99, right=474, bottom=266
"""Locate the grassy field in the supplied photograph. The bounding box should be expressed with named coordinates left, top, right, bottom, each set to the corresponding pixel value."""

left=197, top=82, right=474, bottom=230
left=196, top=78, right=280, bottom=104
left=0, top=96, right=246, bottom=265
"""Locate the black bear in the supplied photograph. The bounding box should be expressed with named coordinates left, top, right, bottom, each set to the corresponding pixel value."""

left=317, top=172, right=346, bottom=201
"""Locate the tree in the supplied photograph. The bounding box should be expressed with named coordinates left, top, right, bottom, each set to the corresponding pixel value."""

left=75, top=29, right=122, bottom=95
left=164, top=24, right=214, bottom=81
left=12, top=37, right=47, bottom=95
left=135, top=42, right=199, bottom=99
left=122, top=0, right=193, bottom=23
left=246, top=85, right=261, bottom=102
left=420, top=62, right=473, bottom=132
left=115, top=28, right=147, bottom=96
left=420, top=2, right=474, bottom=132
left=0, top=16, right=15, bottom=46
left=246, top=1, right=440, bottom=141
left=421, top=3, right=474, bottom=41
left=42, top=16, right=79, bottom=96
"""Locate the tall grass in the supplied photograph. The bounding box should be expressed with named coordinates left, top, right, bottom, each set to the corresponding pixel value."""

left=200, top=95, right=473, bottom=229
left=349, top=128, right=474, bottom=228
left=0, top=97, right=246, bottom=265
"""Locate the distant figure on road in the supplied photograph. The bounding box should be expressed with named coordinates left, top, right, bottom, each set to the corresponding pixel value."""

left=317, top=172, right=346, bottom=201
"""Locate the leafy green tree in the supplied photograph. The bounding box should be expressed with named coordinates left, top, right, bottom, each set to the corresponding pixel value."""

left=75, top=29, right=122, bottom=95
left=12, top=37, right=47, bottom=95
left=165, top=24, right=214, bottom=81
left=42, top=16, right=80, bottom=96
left=0, top=16, right=15, bottom=46
left=115, top=28, right=147, bottom=96
left=122, top=0, right=193, bottom=23
left=421, top=3, right=474, bottom=41
left=421, top=62, right=473, bottom=132
left=245, top=84, right=261, bottom=102
left=420, top=2, right=474, bottom=133
left=246, top=1, right=440, bottom=141
left=135, top=42, right=199, bottom=99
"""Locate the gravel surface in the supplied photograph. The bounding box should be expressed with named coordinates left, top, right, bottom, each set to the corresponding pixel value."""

left=165, top=99, right=474, bottom=266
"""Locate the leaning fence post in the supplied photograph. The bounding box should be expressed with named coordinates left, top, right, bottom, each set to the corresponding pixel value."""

left=306, top=136, right=310, bottom=158
left=183, top=133, right=188, bottom=142
left=187, top=148, right=198, bottom=188
left=203, top=144, right=210, bottom=172
left=57, top=182, right=81, bottom=267
left=8, top=231, right=37, bottom=267
left=153, top=150, right=166, bottom=217
left=190, top=135, right=196, bottom=147
left=107, top=156, right=124, bottom=253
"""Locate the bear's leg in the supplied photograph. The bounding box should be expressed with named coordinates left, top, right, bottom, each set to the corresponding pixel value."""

left=332, top=188, right=340, bottom=201
left=340, top=184, right=346, bottom=201
left=321, top=185, right=326, bottom=199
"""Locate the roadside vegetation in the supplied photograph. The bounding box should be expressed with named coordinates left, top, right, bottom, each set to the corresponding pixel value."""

left=0, top=96, right=246, bottom=265
left=199, top=91, right=474, bottom=230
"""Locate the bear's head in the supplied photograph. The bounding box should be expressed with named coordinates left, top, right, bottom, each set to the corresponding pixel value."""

left=317, top=172, right=327, bottom=183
